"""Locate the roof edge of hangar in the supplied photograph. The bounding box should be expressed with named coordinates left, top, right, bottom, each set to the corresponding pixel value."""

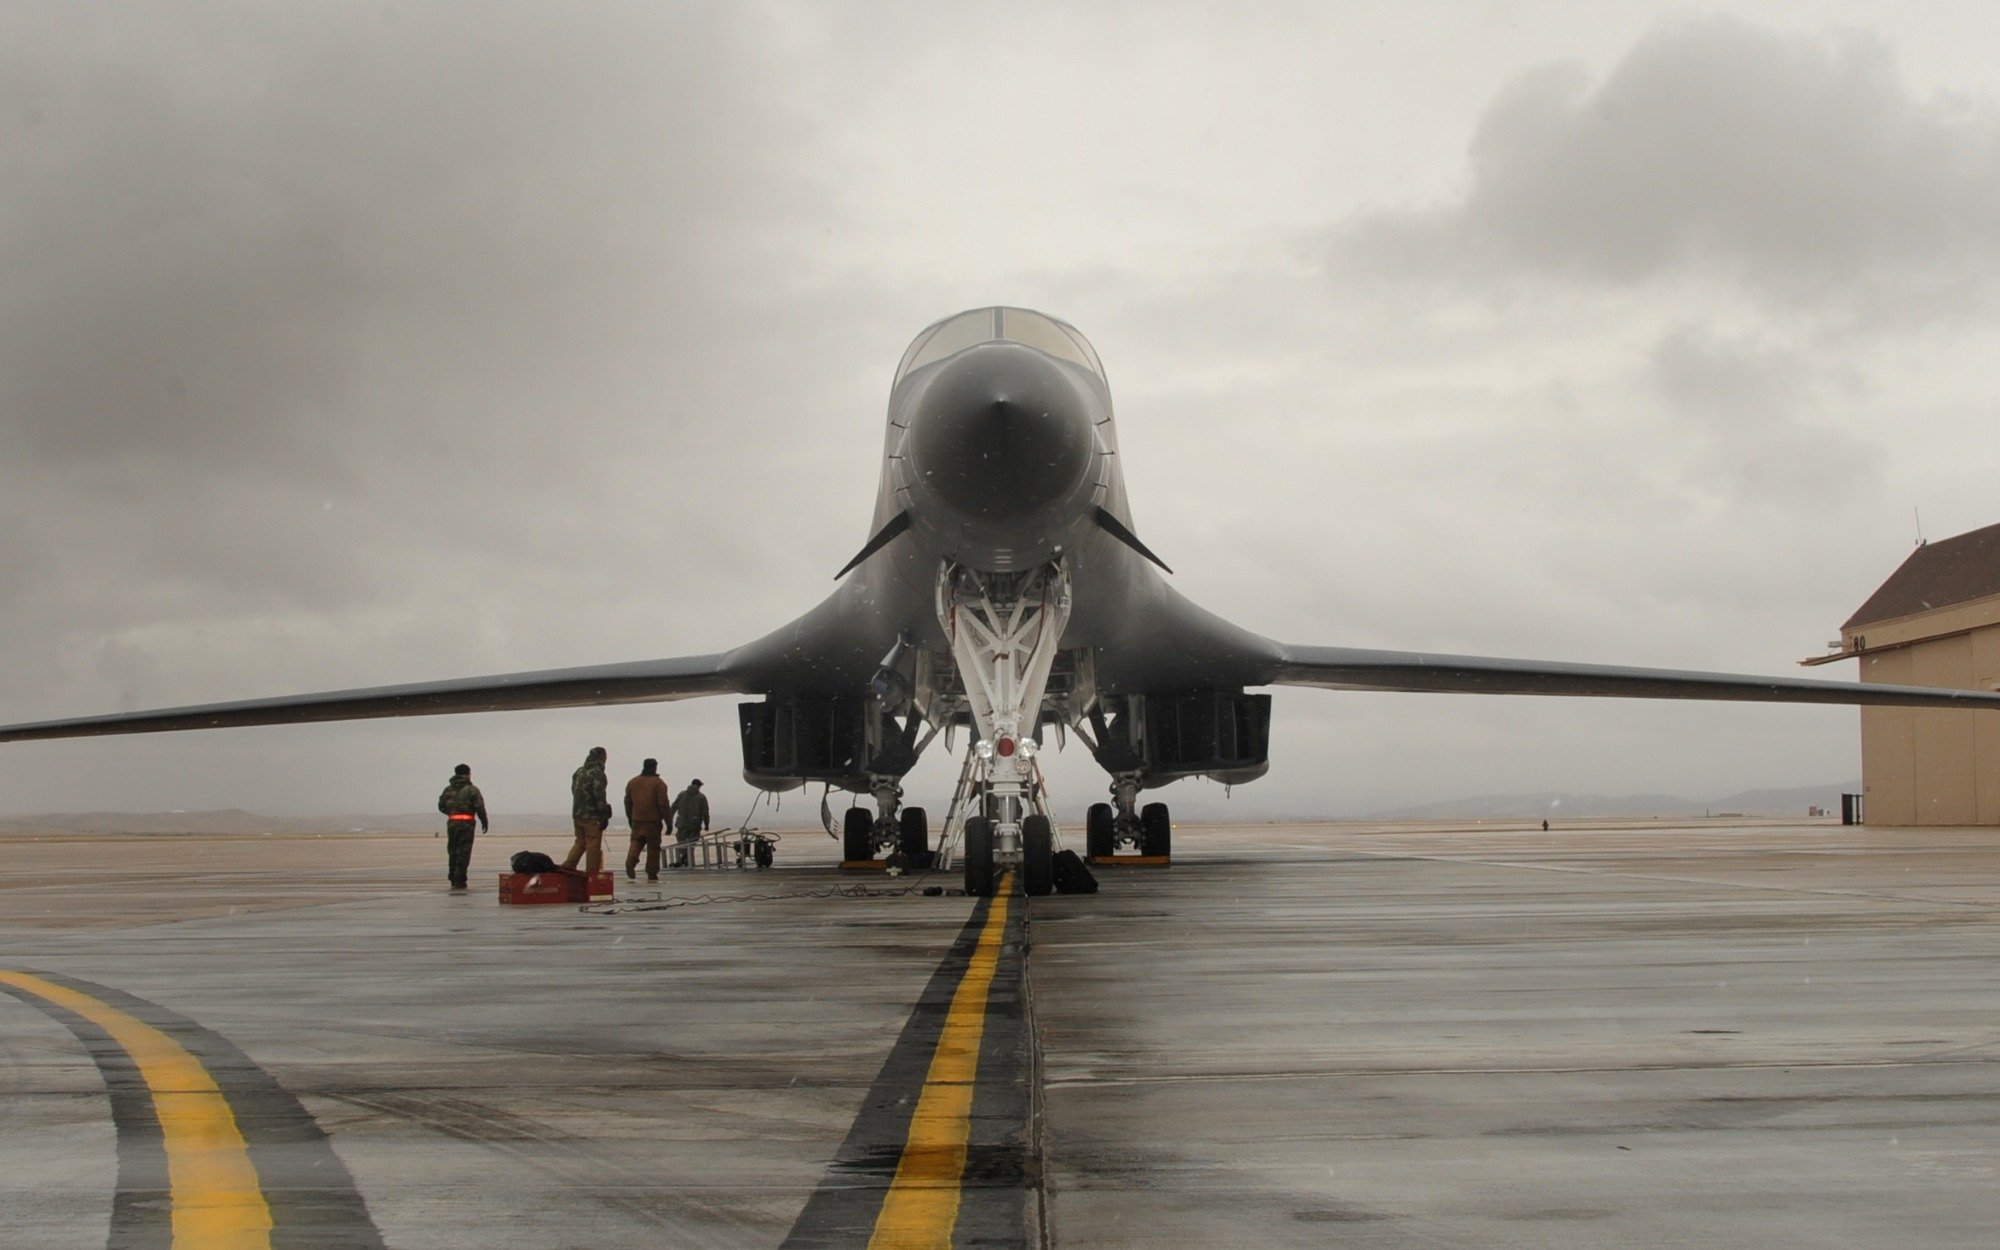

left=1843, top=520, right=2000, bottom=632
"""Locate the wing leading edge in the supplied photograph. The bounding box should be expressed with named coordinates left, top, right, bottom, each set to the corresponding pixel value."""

left=1268, top=644, right=2000, bottom=709
left=0, top=654, right=739, bottom=743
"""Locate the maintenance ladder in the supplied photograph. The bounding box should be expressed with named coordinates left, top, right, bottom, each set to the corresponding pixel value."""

left=664, top=829, right=777, bottom=871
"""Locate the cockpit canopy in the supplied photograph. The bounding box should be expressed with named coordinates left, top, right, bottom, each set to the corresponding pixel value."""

left=893, top=307, right=1104, bottom=388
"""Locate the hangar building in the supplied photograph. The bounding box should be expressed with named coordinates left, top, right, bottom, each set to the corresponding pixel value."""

left=1806, top=522, right=2000, bottom=825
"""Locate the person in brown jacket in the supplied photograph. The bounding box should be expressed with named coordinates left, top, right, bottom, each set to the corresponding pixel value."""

left=623, top=757, right=673, bottom=880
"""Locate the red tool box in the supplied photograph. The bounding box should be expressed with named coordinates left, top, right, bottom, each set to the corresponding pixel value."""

left=497, top=869, right=614, bottom=904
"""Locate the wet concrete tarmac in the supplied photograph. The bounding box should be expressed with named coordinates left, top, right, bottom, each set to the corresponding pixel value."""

left=3, top=819, right=1997, bottom=1247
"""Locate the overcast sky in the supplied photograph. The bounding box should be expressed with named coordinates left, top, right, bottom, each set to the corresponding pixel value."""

left=5, top=2, right=1999, bottom=823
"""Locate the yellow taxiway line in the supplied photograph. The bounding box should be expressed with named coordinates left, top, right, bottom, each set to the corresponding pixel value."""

left=867, top=872, right=1014, bottom=1249
left=0, top=970, right=273, bottom=1249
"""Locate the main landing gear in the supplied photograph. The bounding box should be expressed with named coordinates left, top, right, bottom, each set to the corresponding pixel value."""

left=1085, top=773, right=1171, bottom=860
left=840, top=775, right=930, bottom=868
left=839, top=806, right=931, bottom=866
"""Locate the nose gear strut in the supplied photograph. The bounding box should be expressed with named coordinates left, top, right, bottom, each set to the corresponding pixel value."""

left=933, top=559, right=1071, bottom=896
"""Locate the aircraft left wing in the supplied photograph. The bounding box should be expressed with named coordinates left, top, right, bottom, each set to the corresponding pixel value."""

left=1267, top=644, right=2000, bottom=710
left=0, top=654, right=741, bottom=743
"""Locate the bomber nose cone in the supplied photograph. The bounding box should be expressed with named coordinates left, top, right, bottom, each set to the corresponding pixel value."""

left=905, top=343, right=1097, bottom=525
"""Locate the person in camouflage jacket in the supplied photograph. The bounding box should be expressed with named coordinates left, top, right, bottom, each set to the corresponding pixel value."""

left=437, top=763, right=489, bottom=890
left=669, top=778, right=710, bottom=867
left=562, top=746, right=612, bottom=875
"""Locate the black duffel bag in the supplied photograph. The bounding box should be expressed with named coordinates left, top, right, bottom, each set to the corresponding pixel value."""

left=510, top=850, right=560, bottom=874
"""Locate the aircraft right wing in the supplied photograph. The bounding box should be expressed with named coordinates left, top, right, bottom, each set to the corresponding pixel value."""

left=1267, top=644, right=2000, bottom=710
left=0, top=654, right=742, bottom=743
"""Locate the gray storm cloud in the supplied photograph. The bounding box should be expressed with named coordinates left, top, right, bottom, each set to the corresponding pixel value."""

left=0, top=5, right=807, bottom=480
left=1646, top=325, right=1876, bottom=503
left=0, top=7, right=830, bottom=705
left=1337, top=16, right=2000, bottom=299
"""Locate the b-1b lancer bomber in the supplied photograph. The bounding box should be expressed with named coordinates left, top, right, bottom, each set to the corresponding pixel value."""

left=7, top=307, right=1998, bottom=894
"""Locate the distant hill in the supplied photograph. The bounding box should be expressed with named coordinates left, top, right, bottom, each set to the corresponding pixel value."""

left=1359, top=781, right=1859, bottom=822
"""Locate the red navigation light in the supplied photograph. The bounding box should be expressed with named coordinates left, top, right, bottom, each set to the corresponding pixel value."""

left=996, top=735, right=1016, bottom=758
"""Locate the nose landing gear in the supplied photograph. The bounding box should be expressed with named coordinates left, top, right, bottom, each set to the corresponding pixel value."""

left=933, top=559, right=1071, bottom=896
left=939, top=747, right=1059, bottom=896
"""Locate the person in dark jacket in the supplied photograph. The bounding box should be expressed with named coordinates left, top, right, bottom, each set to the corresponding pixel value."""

left=436, top=764, right=489, bottom=891
left=623, top=757, right=672, bottom=880
left=670, top=779, right=710, bottom=867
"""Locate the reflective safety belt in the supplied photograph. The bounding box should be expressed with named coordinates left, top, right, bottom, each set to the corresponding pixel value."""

left=447, top=813, right=476, bottom=821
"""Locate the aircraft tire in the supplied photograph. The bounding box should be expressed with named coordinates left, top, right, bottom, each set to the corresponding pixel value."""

left=899, top=806, right=930, bottom=868
left=1140, top=802, right=1172, bottom=857
left=1086, top=803, right=1115, bottom=859
left=1022, top=814, right=1054, bottom=897
left=963, top=818, right=996, bottom=897
left=842, top=807, right=874, bottom=861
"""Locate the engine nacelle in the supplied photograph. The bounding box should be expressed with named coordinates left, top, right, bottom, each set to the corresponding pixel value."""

left=738, top=695, right=927, bottom=792
left=1088, top=689, right=1272, bottom=786
left=738, top=696, right=865, bottom=791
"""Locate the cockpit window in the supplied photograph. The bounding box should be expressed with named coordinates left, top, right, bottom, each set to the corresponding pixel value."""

left=895, top=309, right=997, bottom=381
left=893, top=307, right=1104, bottom=386
left=995, top=308, right=1102, bottom=375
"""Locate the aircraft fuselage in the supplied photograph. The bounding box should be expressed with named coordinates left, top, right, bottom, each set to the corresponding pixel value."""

left=727, top=317, right=1278, bottom=726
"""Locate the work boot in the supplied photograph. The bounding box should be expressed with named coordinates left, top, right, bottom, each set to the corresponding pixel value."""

left=625, top=867, right=635, bottom=879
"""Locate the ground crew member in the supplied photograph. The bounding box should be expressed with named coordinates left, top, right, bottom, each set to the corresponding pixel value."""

left=624, top=757, right=672, bottom=881
left=563, top=746, right=612, bottom=875
left=436, top=764, right=489, bottom=891
left=670, top=778, right=710, bottom=867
